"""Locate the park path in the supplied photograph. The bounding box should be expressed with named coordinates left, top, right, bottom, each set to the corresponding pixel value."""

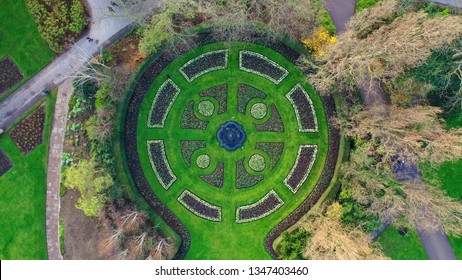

left=46, top=80, right=73, bottom=260
left=324, top=0, right=457, bottom=260
left=0, top=0, right=135, bottom=130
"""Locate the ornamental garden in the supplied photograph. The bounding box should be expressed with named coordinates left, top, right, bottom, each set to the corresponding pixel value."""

left=124, top=31, right=340, bottom=259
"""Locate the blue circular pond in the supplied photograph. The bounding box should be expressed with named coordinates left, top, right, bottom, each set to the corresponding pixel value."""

left=217, top=121, right=246, bottom=151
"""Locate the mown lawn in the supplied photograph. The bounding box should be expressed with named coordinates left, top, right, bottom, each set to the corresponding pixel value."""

left=436, top=115, right=462, bottom=259
left=376, top=226, right=428, bottom=260
left=133, top=42, right=331, bottom=259
left=0, top=0, right=55, bottom=101
left=0, top=93, right=56, bottom=259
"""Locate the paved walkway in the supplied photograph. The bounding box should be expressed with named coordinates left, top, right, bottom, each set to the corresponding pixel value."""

left=0, top=0, right=134, bottom=130
left=325, top=0, right=457, bottom=260
left=46, top=80, right=73, bottom=260
left=426, top=0, right=462, bottom=7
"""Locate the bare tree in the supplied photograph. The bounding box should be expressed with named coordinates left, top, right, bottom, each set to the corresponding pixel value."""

left=148, top=237, right=174, bottom=260
left=309, top=0, right=462, bottom=95
left=120, top=210, right=148, bottom=234
left=114, top=249, right=129, bottom=260
left=446, top=62, right=462, bottom=115
left=70, top=45, right=110, bottom=87
left=127, top=232, right=148, bottom=259
left=300, top=203, right=388, bottom=260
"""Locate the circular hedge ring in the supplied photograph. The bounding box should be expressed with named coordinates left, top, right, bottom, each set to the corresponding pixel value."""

left=123, top=29, right=340, bottom=260
left=198, top=100, right=215, bottom=117
left=250, top=103, right=268, bottom=120
left=249, top=154, right=266, bottom=172
left=196, top=154, right=211, bottom=169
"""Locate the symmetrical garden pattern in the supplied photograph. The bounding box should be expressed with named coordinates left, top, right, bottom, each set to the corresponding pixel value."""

left=124, top=31, right=339, bottom=259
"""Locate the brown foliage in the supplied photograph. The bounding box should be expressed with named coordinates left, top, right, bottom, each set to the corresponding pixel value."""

left=300, top=203, right=388, bottom=260
left=310, top=0, right=462, bottom=95
left=338, top=105, right=462, bottom=166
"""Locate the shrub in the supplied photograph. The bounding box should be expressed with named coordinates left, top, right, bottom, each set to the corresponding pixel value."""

left=301, top=28, right=336, bottom=56
left=278, top=228, right=309, bottom=260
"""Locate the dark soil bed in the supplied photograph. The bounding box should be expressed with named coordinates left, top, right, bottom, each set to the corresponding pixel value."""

left=8, top=103, right=46, bottom=155
left=0, top=56, right=24, bottom=94
left=0, top=149, right=14, bottom=177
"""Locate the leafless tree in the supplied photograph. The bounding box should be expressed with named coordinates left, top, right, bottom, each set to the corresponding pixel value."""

left=148, top=237, right=174, bottom=260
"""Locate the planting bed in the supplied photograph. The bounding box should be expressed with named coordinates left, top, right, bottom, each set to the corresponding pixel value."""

left=0, top=56, right=24, bottom=94
left=8, top=104, right=46, bottom=155
left=0, top=149, right=13, bottom=176
left=124, top=30, right=339, bottom=259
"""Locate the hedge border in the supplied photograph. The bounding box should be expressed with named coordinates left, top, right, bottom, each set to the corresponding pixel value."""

left=283, top=144, right=318, bottom=194
left=178, top=189, right=222, bottom=222
left=147, top=79, right=181, bottom=128
left=236, top=189, right=284, bottom=223
left=239, top=50, right=289, bottom=84
left=285, top=83, right=318, bottom=132
left=179, top=50, right=229, bottom=82
left=147, top=140, right=177, bottom=190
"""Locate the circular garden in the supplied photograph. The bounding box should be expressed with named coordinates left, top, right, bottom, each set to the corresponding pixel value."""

left=124, top=30, right=340, bottom=260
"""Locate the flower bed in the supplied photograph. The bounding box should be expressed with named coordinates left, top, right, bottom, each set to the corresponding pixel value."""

left=255, top=142, right=284, bottom=171
left=286, top=84, right=318, bottom=132
left=236, top=190, right=284, bottom=223
left=148, top=79, right=181, bottom=128
left=8, top=104, right=46, bottom=155
left=180, top=140, right=206, bottom=167
left=199, top=162, right=224, bottom=188
left=236, top=158, right=264, bottom=189
left=200, top=84, right=228, bottom=114
left=254, top=104, right=285, bottom=132
left=237, top=84, right=267, bottom=114
left=196, top=154, right=210, bottom=169
left=179, top=50, right=228, bottom=82
left=248, top=154, right=266, bottom=172
left=0, top=149, right=14, bottom=177
left=197, top=100, right=215, bottom=117
left=178, top=190, right=222, bottom=222
left=284, top=145, right=318, bottom=194
left=181, top=100, right=209, bottom=130
left=147, top=140, right=177, bottom=190
left=239, top=50, right=289, bottom=84
left=250, top=103, right=267, bottom=120
left=0, top=56, right=24, bottom=94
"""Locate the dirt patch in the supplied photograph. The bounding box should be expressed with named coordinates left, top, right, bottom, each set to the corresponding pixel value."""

left=8, top=103, right=46, bottom=155
left=0, top=149, right=14, bottom=177
left=0, top=56, right=24, bottom=94
left=106, top=34, right=145, bottom=71
left=60, top=189, right=102, bottom=260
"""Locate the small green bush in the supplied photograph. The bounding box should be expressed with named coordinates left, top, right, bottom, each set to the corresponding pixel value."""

left=278, top=228, right=309, bottom=260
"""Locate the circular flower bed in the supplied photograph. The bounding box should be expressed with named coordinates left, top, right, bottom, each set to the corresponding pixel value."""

left=198, top=100, right=215, bottom=117
left=248, top=154, right=266, bottom=172
left=250, top=103, right=267, bottom=120
left=196, top=154, right=211, bottom=169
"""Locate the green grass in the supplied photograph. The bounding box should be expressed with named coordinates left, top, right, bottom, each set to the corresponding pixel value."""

left=356, top=0, right=383, bottom=12
left=435, top=114, right=462, bottom=259
left=376, top=226, right=428, bottom=260
left=133, top=42, right=330, bottom=259
left=0, top=0, right=55, bottom=101
left=0, top=92, right=56, bottom=259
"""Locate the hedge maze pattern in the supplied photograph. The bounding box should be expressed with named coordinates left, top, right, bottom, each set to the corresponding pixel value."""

left=125, top=29, right=339, bottom=259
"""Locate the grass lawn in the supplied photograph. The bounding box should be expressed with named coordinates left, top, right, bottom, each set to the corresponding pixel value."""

left=0, top=93, right=56, bottom=259
left=356, top=0, right=383, bottom=12
left=0, top=0, right=55, bottom=101
left=132, top=42, right=331, bottom=259
left=435, top=114, right=462, bottom=259
left=376, top=226, right=428, bottom=260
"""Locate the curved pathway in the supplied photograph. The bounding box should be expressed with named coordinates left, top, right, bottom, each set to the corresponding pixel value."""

left=29, top=0, right=156, bottom=259
left=325, top=0, right=457, bottom=259
left=0, top=0, right=138, bottom=130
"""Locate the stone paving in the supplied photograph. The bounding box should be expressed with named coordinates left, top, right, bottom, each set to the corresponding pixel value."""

left=46, top=80, right=72, bottom=260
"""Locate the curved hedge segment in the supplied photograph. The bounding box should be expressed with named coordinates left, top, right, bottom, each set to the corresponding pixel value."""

left=286, top=84, right=318, bottom=132
left=284, top=145, right=318, bottom=194
left=199, top=162, right=224, bottom=188
left=236, top=190, right=284, bottom=223
left=147, top=140, right=177, bottom=190
left=148, top=79, right=181, bottom=128
left=239, top=50, right=289, bottom=84
left=178, top=190, right=222, bottom=222
left=179, top=50, right=229, bottom=82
